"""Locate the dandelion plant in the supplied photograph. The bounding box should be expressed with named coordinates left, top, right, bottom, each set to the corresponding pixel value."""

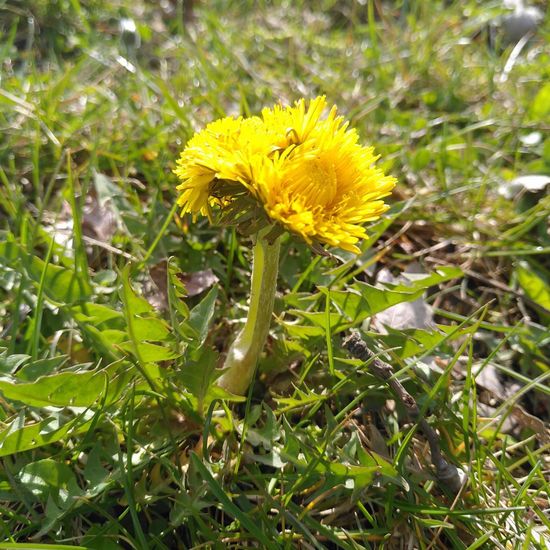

left=174, top=96, right=396, bottom=395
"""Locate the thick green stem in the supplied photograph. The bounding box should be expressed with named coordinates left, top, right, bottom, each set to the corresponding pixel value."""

left=218, top=228, right=281, bottom=395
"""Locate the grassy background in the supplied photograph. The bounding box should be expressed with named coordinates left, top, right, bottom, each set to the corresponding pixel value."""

left=0, top=0, right=549, bottom=548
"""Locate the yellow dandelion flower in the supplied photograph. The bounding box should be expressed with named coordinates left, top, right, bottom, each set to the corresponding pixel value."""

left=174, top=115, right=271, bottom=216
left=253, top=101, right=396, bottom=253
left=260, top=95, right=336, bottom=148
left=174, top=96, right=396, bottom=253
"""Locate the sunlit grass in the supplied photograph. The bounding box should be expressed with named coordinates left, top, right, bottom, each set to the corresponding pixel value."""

left=0, top=1, right=549, bottom=548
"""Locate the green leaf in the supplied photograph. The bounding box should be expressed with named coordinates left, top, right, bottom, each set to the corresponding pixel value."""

left=0, top=370, right=105, bottom=407
left=119, top=265, right=178, bottom=363
left=15, top=355, right=69, bottom=381
left=167, top=257, right=191, bottom=340
left=411, top=148, right=432, bottom=170
left=119, top=271, right=154, bottom=316
left=179, top=347, right=240, bottom=413
left=78, top=326, right=125, bottom=361
left=0, top=348, right=30, bottom=375
left=0, top=413, right=92, bottom=457
left=181, top=287, right=218, bottom=346
left=119, top=341, right=179, bottom=362
left=530, top=82, right=550, bottom=121
left=319, top=267, right=463, bottom=331
left=355, top=447, right=407, bottom=489
left=516, top=262, right=550, bottom=312
left=71, top=303, right=124, bottom=326
left=366, top=325, right=471, bottom=359
left=317, top=462, right=380, bottom=488
left=0, top=238, right=89, bottom=304
left=414, top=516, right=455, bottom=529
left=16, top=458, right=84, bottom=536
left=281, top=328, right=325, bottom=345
left=131, top=317, right=172, bottom=342
left=18, top=458, right=82, bottom=504
left=281, top=447, right=381, bottom=489
left=282, top=311, right=345, bottom=338
left=0, top=361, right=133, bottom=408
left=245, top=405, right=281, bottom=450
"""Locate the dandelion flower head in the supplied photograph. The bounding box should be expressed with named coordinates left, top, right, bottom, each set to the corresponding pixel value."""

left=174, top=96, right=396, bottom=253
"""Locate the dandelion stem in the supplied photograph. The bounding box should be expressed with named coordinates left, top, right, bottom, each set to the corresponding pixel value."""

left=218, top=227, right=281, bottom=395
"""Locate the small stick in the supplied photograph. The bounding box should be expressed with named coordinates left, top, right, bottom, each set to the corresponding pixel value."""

left=343, top=330, right=465, bottom=494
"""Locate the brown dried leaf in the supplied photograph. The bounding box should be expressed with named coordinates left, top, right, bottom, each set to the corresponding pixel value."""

left=475, top=363, right=550, bottom=444
left=147, top=261, right=169, bottom=311
left=179, top=268, right=219, bottom=297
left=372, top=265, right=435, bottom=333
left=510, top=406, right=550, bottom=445
left=82, top=194, right=117, bottom=242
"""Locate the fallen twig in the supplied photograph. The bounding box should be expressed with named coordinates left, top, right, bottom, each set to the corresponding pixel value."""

left=343, top=330, right=465, bottom=494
